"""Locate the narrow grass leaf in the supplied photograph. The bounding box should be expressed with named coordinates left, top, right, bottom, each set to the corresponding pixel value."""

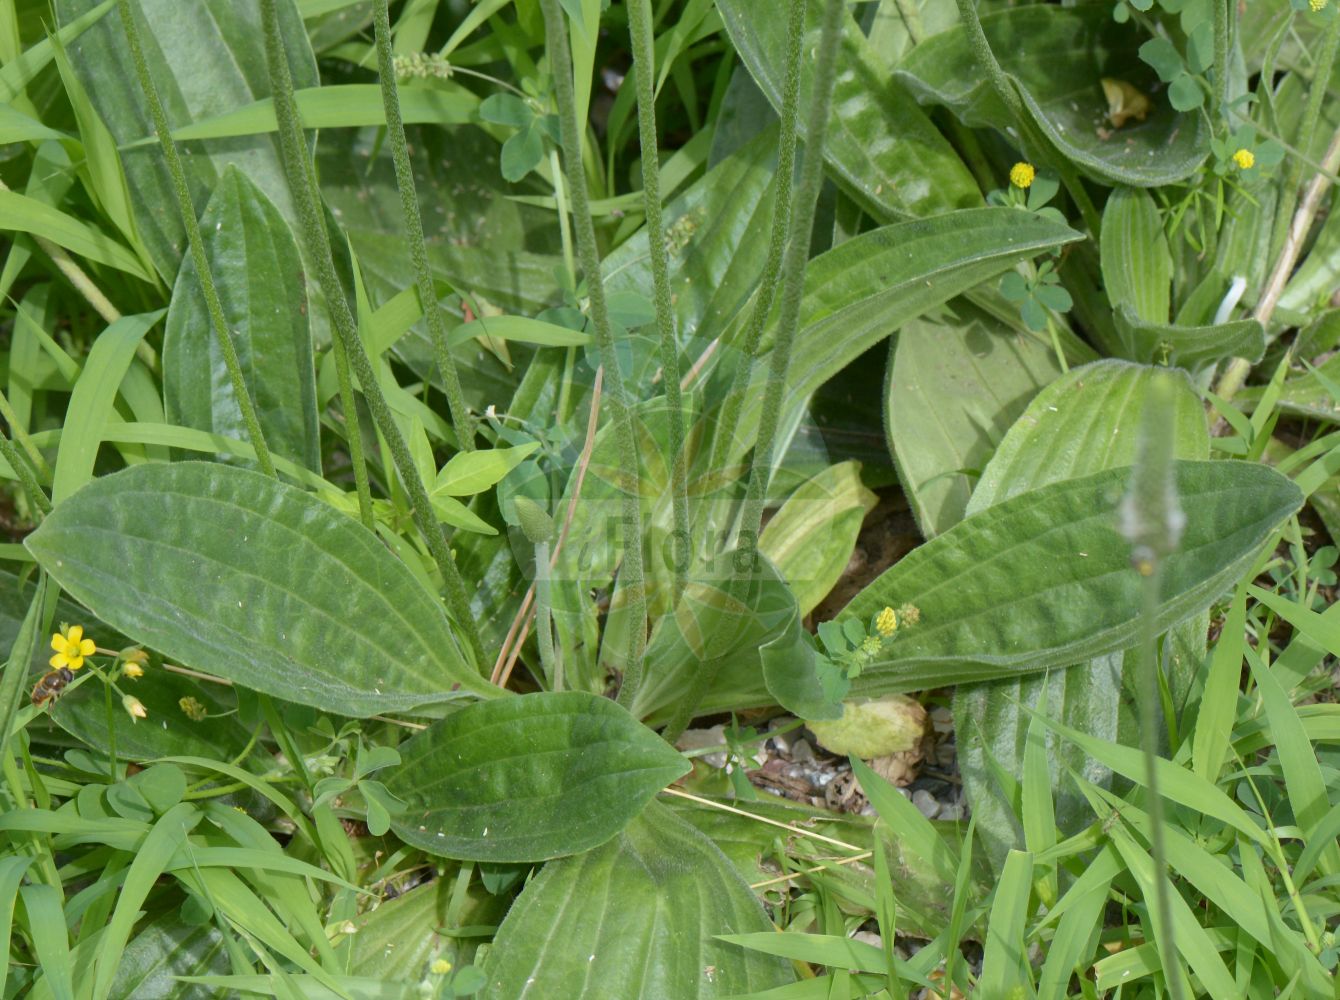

left=1082, top=779, right=1272, bottom=946
left=50, top=311, right=161, bottom=503
left=1119, top=847, right=1229, bottom=996
left=0, top=188, right=154, bottom=281
left=1036, top=851, right=1113, bottom=1000
left=1294, top=798, right=1340, bottom=886
left=49, top=31, right=148, bottom=273
left=92, top=803, right=200, bottom=1000
left=19, top=883, right=74, bottom=1000
left=717, top=933, right=888, bottom=974
left=1249, top=584, right=1340, bottom=660
left=1029, top=708, right=1269, bottom=847
left=851, top=757, right=956, bottom=883
left=156, top=84, right=478, bottom=143
left=1192, top=584, right=1247, bottom=782
left=977, top=849, right=1035, bottom=998
left=1244, top=647, right=1340, bottom=874
left=0, top=0, right=114, bottom=102
left=0, top=856, right=33, bottom=998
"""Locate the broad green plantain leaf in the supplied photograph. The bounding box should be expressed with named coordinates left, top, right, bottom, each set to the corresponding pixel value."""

left=896, top=5, right=1210, bottom=187
left=733, top=209, right=1083, bottom=454
left=717, top=0, right=980, bottom=220
left=1101, top=188, right=1172, bottom=323
left=348, top=874, right=506, bottom=981
left=867, top=0, right=959, bottom=67
left=667, top=792, right=874, bottom=892
left=1281, top=190, right=1340, bottom=316
left=107, top=912, right=228, bottom=1000
left=54, top=0, right=319, bottom=283
left=51, top=666, right=248, bottom=764
left=25, top=462, right=494, bottom=715
left=967, top=362, right=1208, bottom=514
left=163, top=166, right=320, bottom=473
left=758, top=461, right=877, bottom=617
left=887, top=303, right=1063, bottom=537
left=841, top=459, right=1300, bottom=695
left=52, top=665, right=246, bottom=763
left=480, top=802, right=793, bottom=998
left=603, top=126, right=784, bottom=386
left=1112, top=305, right=1265, bottom=370
left=634, top=551, right=818, bottom=723
left=956, top=361, right=1209, bottom=865
left=385, top=692, right=689, bottom=862
left=318, top=123, right=564, bottom=412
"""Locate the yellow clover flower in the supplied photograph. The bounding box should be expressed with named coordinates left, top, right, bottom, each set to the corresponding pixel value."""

left=1312, top=0, right=1328, bottom=12
left=875, top=606, right=897, bottom=638
left=1231, top=148, right=1255, bottom=170
left=430, top=958, right=453, bottom=975
left=1009, top=162, right=1036, bottom=189
left=50, top=625, right=95, bottom=671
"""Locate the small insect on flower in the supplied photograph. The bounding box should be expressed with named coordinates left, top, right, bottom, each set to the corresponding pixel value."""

left=1231, top=148, right=1256, bottom=170
left=49, top=624, right=95, bottom=671
left=1009, top=162, right=1036, bottom=189
left=31, top=667, right=74, bottom=707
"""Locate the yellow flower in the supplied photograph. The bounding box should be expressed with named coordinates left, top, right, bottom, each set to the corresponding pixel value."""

left=1232, top=148, right=1255, bottom=170
left=430, top=958, right=453, bottom=975
left=179, top=696, right=207, bottom=722
left=123, top=694, right=147, bottom=721
left=122, top=662, right=144, bottom=680
left=1311, top=0, right=1328, bottom=12
left=49, top=625, right=95, bottom=671
left=860, top=635, right=882, bottom=657
left=1009, top=162, right=1036, bottom=189
left=875, top=607, right=897, bottom=638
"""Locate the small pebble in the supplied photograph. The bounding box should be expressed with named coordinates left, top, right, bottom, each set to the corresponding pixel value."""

left=852, top=930, right=882, bottom=949
left=938, top=801, right=965, bottom=822
left=790, top=737, right=816, bottom=765
left=929, top=706, right=954, bottom=734
left=912, top=789, right=939, bottom=819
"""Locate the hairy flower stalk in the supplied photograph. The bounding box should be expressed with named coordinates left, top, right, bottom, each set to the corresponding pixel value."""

left=706, top=0, right=805, bottom=486
left=258, top=0, right=486, bottom=670
left=626, top=0, right=689, bottom=599
left=538, top=0, right=650, bottom=708
left=116, top=0, right=276, bottom=481
left=1118, top=374, right=1187, bottom=1000
left=662, top=0, right=844, bottom=745
left=739, top=0, right=846, bottom=547
left=370, top=0, right=476, bottom=452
